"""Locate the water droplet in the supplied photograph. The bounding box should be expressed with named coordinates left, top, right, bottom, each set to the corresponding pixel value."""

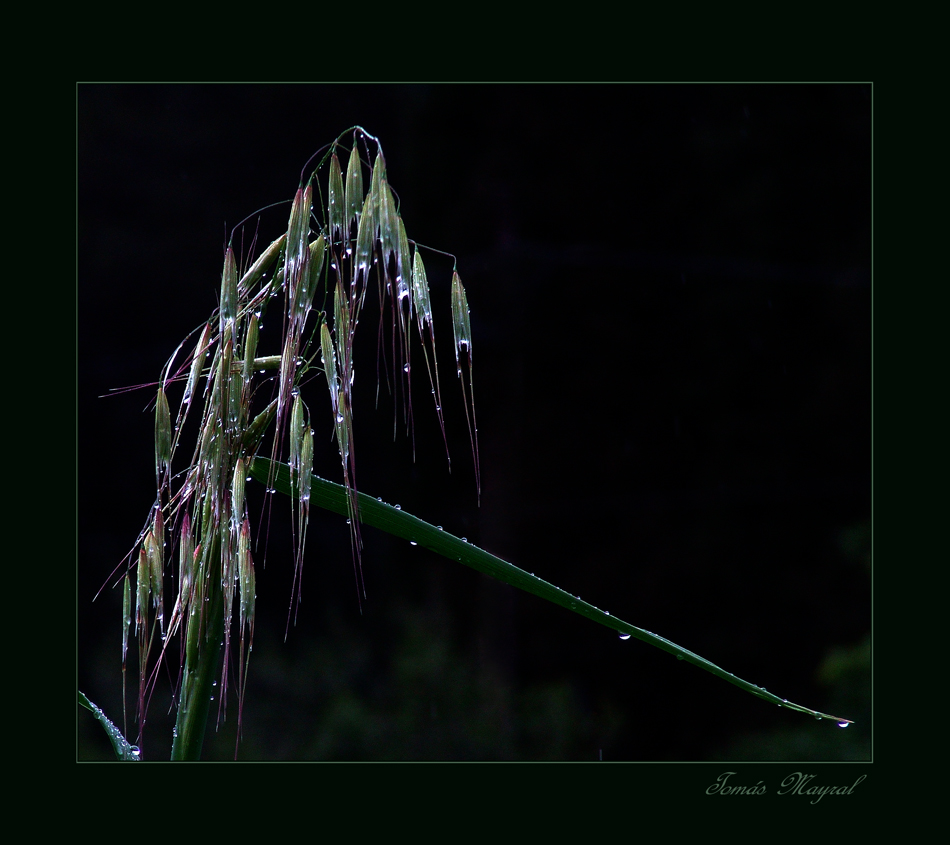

left=394, top=504, right=401, bottom=510
left=410, top=541, right=417, bottom=546
left=618, top=633, right=630, bottom=640
left=437, top=526, right=443, bottom=530
left=676, top=654, right=684, bottom=660
left=837, top=721, right=850, bottom=729
left=403, top=363, right=410, bottom=373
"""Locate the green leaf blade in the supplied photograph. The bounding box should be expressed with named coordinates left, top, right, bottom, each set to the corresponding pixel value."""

left=247, top=456, right=852, bottom=727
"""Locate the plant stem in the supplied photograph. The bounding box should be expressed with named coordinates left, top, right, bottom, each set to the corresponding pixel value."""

left=171, top=536, right=225, bottom=761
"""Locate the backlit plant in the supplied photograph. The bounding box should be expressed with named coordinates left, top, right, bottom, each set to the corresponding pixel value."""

left=81, top=127, right=853, bottom=761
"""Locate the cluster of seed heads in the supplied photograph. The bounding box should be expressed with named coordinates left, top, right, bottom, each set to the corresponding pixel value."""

left=117, top=127, right=479, bottom=754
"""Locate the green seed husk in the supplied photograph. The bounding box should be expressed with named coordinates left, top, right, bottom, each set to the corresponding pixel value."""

left=179, top=513, right=194, bottom=610
left=308, top=235, right=326, bottom=292
left=345, top=142, right=364, bottom=232
left=379, top=180, right=398, bottom=267
left=329, top=153, right=345, bottom=245
left=412, top=247, right=433, bottom=332
left=136, top=547, right=149, bottom=635
left=242, top=313, right=259, bottom=382
left=238, top=517, right=255, bottom=630
left=145, top=527, right=164, bottom=631
left=321, top=322, right=338, bottom=408
left=370, top=149, right=385, bottom=217
left=289, top=392, right=305, bottom=473
left=396, top=215, right=412, bottom=305
left=183, top=323, right=213, bottom=406
left=355, top=191, right=376, bottom=276
left=300, top=424, right=313, bottom=503
left=220, top=247, right=238, bottom=335
left=155, top=387, right=172, bottom=480
left=238, top=233, right=286, bottom=296
left=333, top=277, right=350, bottom=365
left=293, top=235, right=324, bottom=320
left=286, top=184, right=313, bottom=309
left=232, top=457, right=246, bottom=527
left=241, top=398, right=278, bottom=456
left=451, top=272, right=472, bottom=363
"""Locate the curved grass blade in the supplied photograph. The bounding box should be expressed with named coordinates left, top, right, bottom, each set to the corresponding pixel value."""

left=79, top=691, right=141, bottom=761
left=249, top=456, right=854, bottom=728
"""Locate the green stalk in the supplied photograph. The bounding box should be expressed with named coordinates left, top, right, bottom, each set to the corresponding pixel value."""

left=171, top=535, right=225, bottom=761
left=250, top=457, right=853, bottom=728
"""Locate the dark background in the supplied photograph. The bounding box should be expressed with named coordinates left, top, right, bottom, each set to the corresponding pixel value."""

left=78, top=83, right=870, bottom=761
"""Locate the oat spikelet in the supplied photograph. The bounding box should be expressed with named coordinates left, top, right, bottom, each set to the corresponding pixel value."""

left=411, top=246, right=449, bottom=464
left=155, top=387, right=171, bottom=485
left=452, top=272, right=480, bottom=504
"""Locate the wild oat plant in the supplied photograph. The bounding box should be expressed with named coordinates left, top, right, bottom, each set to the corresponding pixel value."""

left=81, top=128, right=853, bottom=761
